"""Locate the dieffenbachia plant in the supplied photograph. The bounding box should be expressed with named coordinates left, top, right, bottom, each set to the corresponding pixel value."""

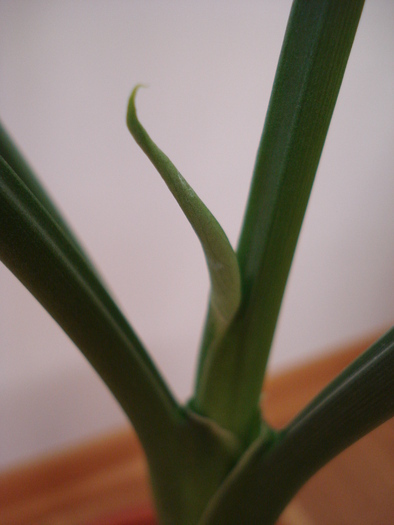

left=1, top=1, right=393, bottom=524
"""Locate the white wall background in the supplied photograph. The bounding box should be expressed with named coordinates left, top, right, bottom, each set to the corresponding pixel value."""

left=0, top=0, right=393, bottom=469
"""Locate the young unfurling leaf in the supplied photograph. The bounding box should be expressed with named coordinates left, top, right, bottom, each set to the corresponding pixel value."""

left=127, top=86, right=241, bottom=343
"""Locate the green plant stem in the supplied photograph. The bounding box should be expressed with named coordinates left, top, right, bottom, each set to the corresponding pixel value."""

left=0, top=156, right=244, bottom=525
left=194, top=0, right=365, bottom=443
left=200, top=326, right=394, bottom=525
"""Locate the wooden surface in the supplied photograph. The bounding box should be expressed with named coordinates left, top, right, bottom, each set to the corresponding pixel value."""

left=0, top=332, right=393, bottom=525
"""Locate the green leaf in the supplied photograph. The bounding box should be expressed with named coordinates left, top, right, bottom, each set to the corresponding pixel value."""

left=0, top=121, right=90, bottom=263
left=127, top=86, right=241, bottom=354
left=0, top=155, right=181, bottom=460
left=194, top=0, right=365, bottom=442
left=0, top=120, right=125, bottom=331
left=199, top=326, right=394, bottom=525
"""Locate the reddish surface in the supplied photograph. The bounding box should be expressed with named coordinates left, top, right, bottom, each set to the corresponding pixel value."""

left=88, top=506, right=289, bottom=525
left=88, top=506, right=157, bottom=525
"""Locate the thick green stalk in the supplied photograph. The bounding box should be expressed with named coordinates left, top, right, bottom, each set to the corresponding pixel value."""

left=200, top=327, right=394, bottom=524
left=0, top=156, right=242, bottom=525
left=194, top=0, right=365, bottom=442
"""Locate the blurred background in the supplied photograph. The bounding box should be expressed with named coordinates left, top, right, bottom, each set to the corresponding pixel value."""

left=0, top=0, right=393, bottom=469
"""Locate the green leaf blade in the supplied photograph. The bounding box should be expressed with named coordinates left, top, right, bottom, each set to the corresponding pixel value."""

left=0, top=121, right=92, bottom=265
left=0, top=155, right=182, bottom=459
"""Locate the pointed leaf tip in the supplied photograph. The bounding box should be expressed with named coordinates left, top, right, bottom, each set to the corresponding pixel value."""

left=127, top=84, right=147, bottom=135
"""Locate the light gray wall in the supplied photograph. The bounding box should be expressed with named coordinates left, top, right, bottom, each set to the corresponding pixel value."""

left=0, top=0, right=393, bottom=468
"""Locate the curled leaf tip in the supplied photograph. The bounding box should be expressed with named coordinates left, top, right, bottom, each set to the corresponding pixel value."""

left=127, top=84, right=148, bottom=133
